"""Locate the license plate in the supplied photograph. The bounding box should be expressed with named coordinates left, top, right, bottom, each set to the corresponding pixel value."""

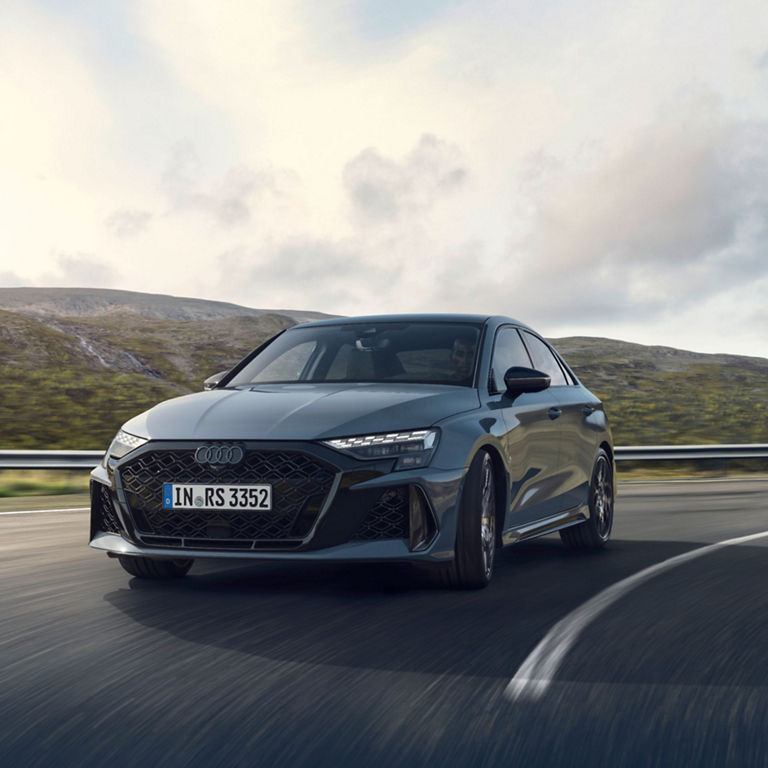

left=162, top=484, right=272, bottom=511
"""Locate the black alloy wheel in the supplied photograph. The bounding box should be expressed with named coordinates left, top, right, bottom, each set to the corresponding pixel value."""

left=118, top=555, right=194, bottom=579
left=560, top=448, right=614, bottom=550
left=439, top=449, right=497, bottom=589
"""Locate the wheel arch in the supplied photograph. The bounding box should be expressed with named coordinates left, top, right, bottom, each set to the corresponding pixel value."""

left=473, top=444, right=508, bottom=549
left=599, top=440, right=614, bottom=464
left=598, top=441, right=615, bottom=498
left=445, top=428, right=510, bottom=550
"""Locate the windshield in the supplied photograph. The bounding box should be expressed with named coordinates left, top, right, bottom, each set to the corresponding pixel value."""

left=227, top=322, right=483, bottom=387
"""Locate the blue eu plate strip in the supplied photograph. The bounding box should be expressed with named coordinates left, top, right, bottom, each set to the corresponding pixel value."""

left=163, top=483, right=173, bottom=509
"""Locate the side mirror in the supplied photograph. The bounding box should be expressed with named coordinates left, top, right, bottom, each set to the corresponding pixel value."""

left=503, top=366, right=550, bottom=395
left=203, top=370, right=230, bottom=391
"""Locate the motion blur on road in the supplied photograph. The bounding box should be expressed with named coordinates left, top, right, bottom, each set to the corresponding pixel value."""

left=2, top=480, right=767, bottom=767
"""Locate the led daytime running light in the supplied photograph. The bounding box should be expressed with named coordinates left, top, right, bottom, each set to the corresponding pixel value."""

left=114, top=430, right=147, bottom=451
left=105, top=429, right=149, bottom=462
left=325, top=430, right=435, bottom=451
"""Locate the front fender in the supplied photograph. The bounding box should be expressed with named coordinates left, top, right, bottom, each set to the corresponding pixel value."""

left=430, top=410, right=512, bottom=537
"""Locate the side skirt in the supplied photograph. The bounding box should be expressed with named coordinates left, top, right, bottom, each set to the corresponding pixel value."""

left=501, top=504, right=589, bottom=546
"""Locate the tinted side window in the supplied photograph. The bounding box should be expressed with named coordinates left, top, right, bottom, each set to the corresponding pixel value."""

left=490, top=327, right=532, bottom=392
left=557, top=356, right=577, bottom=385
left=521, top=332, right=568, bottom=386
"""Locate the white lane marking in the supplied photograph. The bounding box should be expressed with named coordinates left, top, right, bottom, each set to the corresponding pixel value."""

left=506, top=529, right=768, bottom=702
left=0, top=507, right=89, bottom=516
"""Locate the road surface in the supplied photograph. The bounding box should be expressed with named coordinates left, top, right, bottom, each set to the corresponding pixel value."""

left=1, top=480, right=767, bottom=766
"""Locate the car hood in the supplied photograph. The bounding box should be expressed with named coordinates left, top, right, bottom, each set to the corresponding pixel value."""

left=123, top=383, right=480, bottom=441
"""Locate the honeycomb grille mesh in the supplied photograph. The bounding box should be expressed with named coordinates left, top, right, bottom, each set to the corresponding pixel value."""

left=353, top=487, right=409, bottom=541
left=98, top=484, right=122, bottom=534
left=118, top=448, right=336, bottom=544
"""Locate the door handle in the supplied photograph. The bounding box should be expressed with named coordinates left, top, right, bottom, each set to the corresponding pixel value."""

left=547, top=407, right=562, bottom=420
left=582, top=405, right=596, bottom=416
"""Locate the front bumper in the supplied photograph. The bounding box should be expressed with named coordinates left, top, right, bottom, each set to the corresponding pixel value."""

left=89, top=440, right=463, bottom=564
left=89, top=530, right=451, bottom=562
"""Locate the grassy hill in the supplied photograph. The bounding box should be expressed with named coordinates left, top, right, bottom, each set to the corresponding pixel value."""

left=0, top=304, right=297, bottom=449
left=0, top=289, right=766, bottom=450
left=552, top=337, right=768, bottom=446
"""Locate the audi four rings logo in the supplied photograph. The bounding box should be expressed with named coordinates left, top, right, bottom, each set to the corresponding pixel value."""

left=194, top=444, right=245, bottom=465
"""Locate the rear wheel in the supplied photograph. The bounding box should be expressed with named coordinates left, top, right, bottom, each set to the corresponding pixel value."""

left=439, top=450, right=497, bottom=589
left=560, top=448, right=614, bottom=550
left=118, top=556, right=193, bottom=579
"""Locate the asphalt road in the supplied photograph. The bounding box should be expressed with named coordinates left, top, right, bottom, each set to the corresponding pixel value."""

left=1, top=480, right=767, bottom=767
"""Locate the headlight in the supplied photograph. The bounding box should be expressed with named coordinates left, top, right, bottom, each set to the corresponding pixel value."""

left=321, top=429, right=439, bottom=470
left=102, top=429, right=148, bottom=465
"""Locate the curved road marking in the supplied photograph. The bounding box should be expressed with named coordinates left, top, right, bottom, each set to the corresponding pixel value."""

left=0, top=507, right=89, bottom=516
left=506, top=529, right=768, bottom=701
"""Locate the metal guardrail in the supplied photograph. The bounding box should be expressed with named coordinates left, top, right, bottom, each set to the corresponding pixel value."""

left=0, top=445, right=767, bottom=470
left=616, top=445, right=768, bottom=461
left=0, top=450, right=104, bottom=470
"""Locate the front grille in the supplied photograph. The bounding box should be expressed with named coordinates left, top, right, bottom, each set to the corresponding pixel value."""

left=118, top=448, right=337, bottom=548
left=353, top=487, right=409, bottom=541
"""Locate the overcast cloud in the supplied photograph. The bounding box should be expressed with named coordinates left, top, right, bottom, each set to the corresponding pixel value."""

left=41, top=254, right=120, bottom=289
left=0, top=0, right=766, bottom=356
left=344, top=134, right=468, bottom=222
left=106, top=209, right=153, bottom=238
left=0, top=271, right=24, bottom=288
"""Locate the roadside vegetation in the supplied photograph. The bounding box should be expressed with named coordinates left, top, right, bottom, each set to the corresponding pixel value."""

left=553, top=337, right=768, bottom=446
left=0, top=470, right=90, bottom=497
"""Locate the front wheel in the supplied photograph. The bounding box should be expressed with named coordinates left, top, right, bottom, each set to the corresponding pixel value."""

left=438, top=450, right=497, bottom=589
left=118, top=556, right=193, bottom=579
left=560, top=448, right=614, bottom=550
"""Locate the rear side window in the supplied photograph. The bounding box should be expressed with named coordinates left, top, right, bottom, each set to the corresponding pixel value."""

left=490, top=327, right=532, bottom=392
left=520, top=332, right=568, bottom=386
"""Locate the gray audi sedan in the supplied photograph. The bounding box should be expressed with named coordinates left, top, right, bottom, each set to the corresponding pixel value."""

left=90, top=314, right=614, bottom=588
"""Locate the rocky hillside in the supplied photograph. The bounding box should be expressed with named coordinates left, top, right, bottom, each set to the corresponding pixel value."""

left=551, top=337, right=768, bottom=446
left=0, top=290, right=308, bottom=449
left=0, top=288, right=766, bottom=449
left=0, top=287, right=333, bottom=324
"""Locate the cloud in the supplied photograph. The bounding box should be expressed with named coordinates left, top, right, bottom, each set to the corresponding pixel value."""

left=161, top=142, right=300, bottom=227
left=3, top=0, right=768, bottom=357
left=343, top=134, right=467, bottom=222
left=0, top=272, right=25, bottom=288
left=217, top=238, right=405, bottom=312
left=489, top=92, right=768, bottom=326
left=526, top=95, right=744, bottom=263
left=106, top=210, right=152, bottom=238
left=42, top=255, right=120, bottom=288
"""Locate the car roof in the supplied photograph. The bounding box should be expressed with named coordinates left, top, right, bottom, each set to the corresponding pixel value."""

left=292, top=313, right=534, bottom=331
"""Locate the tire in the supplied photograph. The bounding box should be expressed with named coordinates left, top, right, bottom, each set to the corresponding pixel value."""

left=438, top=450, right=497, bottom=589
left=118, top=555, right=193, bottom=579
left=560, top=448, right=614, bottom=550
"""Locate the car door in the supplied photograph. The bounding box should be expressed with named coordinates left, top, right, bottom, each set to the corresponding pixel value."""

left=519, top=331, right=588, bottom=515
left=488, top=326, right=564, bottom=528
left=547, top=354, right=604, bottom=512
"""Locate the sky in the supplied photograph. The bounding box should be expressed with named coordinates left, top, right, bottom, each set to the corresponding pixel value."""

left=1, top=0, right=767, bottom=357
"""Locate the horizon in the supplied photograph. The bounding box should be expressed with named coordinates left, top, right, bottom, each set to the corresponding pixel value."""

left=1, top=2, right=766, bottom=358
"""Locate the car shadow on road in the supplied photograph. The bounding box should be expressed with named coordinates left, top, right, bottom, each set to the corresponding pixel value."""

left=102, top=536, right=734, bottom=680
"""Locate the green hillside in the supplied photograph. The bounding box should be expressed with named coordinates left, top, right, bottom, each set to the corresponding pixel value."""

left=0, top=291, right=766, bottom=450
left=0, top=309, right=294, bottom=448
left=552, top=337, right=768, bottom=445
